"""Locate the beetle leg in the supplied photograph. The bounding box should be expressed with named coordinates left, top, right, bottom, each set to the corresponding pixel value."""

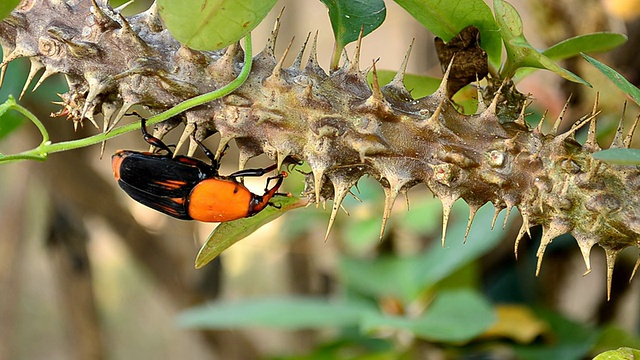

left=229, top=164, right=278, bottom=180
left=263, top=171, right=286, bottom=200
left=127, top=112, right=174, bottom=155
left=191, top=137, right=220, bottom=169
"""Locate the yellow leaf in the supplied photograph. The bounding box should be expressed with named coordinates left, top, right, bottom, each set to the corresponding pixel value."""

left=480, top=305, right=549, bottom=344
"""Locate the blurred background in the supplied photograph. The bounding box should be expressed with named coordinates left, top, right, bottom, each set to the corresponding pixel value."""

left=1, top=0, right=640, bottom=359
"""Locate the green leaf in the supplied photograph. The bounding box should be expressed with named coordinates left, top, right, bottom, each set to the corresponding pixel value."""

left=320, top=0, right=386, bottom=70
left=594, top=326, right=640, bottom=356
left=370, top=70, right=442, bottom=99
left=362, top=290, right=496, bottom=342
left=582, top=53, right=640, bottom=106
left=594, top=348, right=640, bottom=360
left=591, top=148, right=640, bottom=165
left=157, top=0, right=277, bottom=50
left=494, top=0, right=589, bottom=86
left=393, top=0, right=501, bottom=67
left=341, top=202, right=508, bottom=302
left=515, top=33, right=627, bottom=81
left=194, top=195, right=306, bottom=268
left=0, top=0, right=20, bottom=21
left=543, top=33, right=627, bottom=60
left=178, top=297, right=369, bottom=329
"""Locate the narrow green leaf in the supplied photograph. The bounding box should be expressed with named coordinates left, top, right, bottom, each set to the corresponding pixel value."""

left=0, top=0, right=20, bottom=21
left=591, top=148, right=640, bottom=165
left=362, top=290, right=496, bottom=342
left=582, top=53, right=640, bottom=106
left=394, top=0, right=501, bottom=67
left=494, top=0, right=590, bottom=86
left=194, top=195, right=306, bottom=268
left=157, top=0, right=276, bottom=50
left=515, top=33, right=627, bottom=81
left=178, top=297, right=369, bottom=329
left=543, top=33, right=627, bottom=60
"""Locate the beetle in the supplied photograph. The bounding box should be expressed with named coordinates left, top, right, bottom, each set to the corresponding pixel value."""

left=112, top=115, right=286, bottom=222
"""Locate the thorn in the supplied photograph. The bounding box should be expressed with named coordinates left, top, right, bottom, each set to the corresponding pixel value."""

left=558, top=110, right=599, bottom=141
left=630, top=255, right=640, bottom=283
left=624, top=114, right=640, bottom=148
left=0, top=63, right=6, bottom=88
left=91, top=0, right=120, bottom=30
left=292, top=32, right=311, bottom=69
left=101, top=101, right=118, bottom=133
left=187, top=136, right=199, bottom=157
left=211, top=41, right=240, bottom=78
left=379, top=183, right=401, bottom=241
left=348, top=25, right=365, bottom=73
left=81, top=78, right=107, bottom=129
left=514, top=222, right=529, bottom=260
left=577, top=237, right=596, bottom=276
left=370, top=61, right=384, bottom=101
left=551, top=94, right=572, bottom=135
left=339, top=49, right=350, bottom=71
left=605, top=248, right=621, bottom=301
left=535, top=109, right=548, bottom=134
left=140, top=2, right=163, bottom=32
left=389, top=39, right=414, bottom=91
left=265, top=7, right=285, bottom=58
left=312, top=167, right=325, bottom=208
left=215, top=135, right=233, bottom=161
left=1, top=47, right=28, bottom=85
left=175, top=122, right=196, bottom=156
left=99, top=139, right=107, bottom=159
left=271, top=36, right=295, bottom=79
left=276, top=149, right=290, bottom=170
left=535, top=221, right=570, bottom=276
left=401, top=188, right=410, bottom=211
left=441, top=197, right=456, bottom=247
left=490, top=206, right=501, bottom=230
left=425, top=96, right=445, bottom=126
left=611, top=101, right=628, bottom=148
left=535, top=228, right=553, bottom=276
left=463, top=204, right=479, bottom=244
left=515, top=99, right=530, bottom=127
left=487, top=80, right=506, bottom=116
left=117, top=13, right=150, bottom=52
left=475, top=75, right=486, bottom=113
left=584, top=93, right=600, bottom=151
left=304, top=31, right=326, bottom=77
left=434, top=56, right=454, bottom=99
left=348, top=190, right=362, bottom=202
left=31, top=68, right=57, bottom=93
left=502, top=205, right=512, bottom=230
left=107, top=101, right=134, bottom=131
left=19, top=58, right=44, bottom=100
left=325, top=180, right=353, bottom=242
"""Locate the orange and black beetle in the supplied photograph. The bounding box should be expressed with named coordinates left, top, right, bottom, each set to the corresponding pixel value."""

left=112, top=116, right=285, bottom=222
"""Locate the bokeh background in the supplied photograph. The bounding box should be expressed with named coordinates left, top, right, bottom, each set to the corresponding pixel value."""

left=1, top=0, right=640, bottom=359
